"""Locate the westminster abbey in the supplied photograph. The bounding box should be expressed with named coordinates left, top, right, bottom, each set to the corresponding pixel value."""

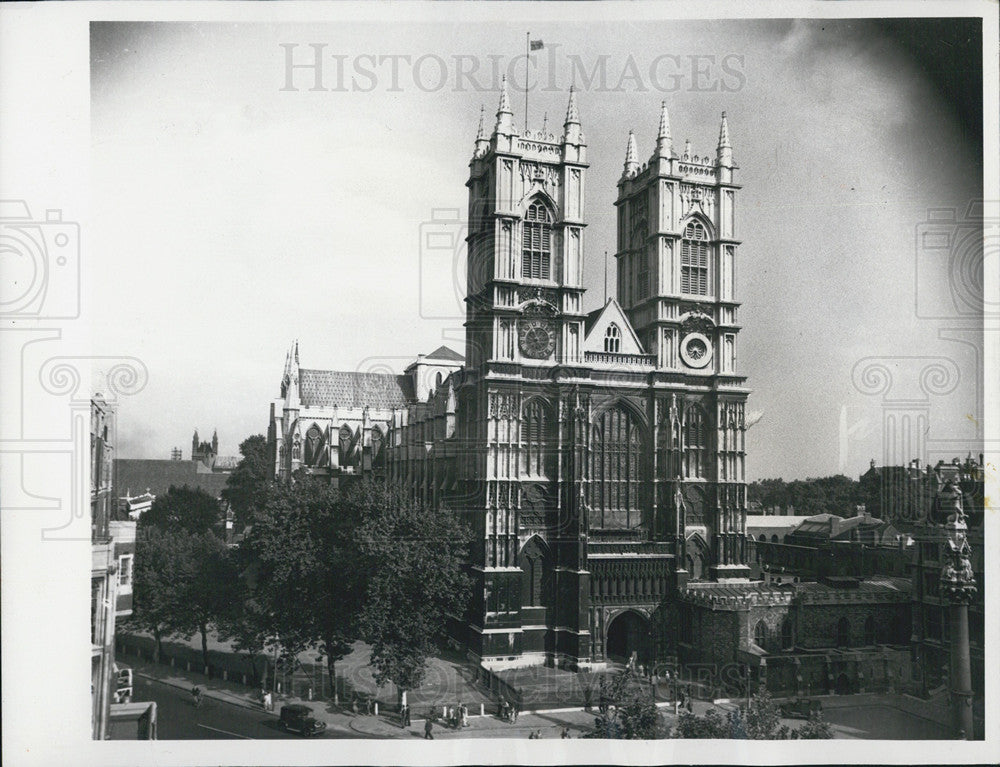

left=269, top=78, right=751, bottom=671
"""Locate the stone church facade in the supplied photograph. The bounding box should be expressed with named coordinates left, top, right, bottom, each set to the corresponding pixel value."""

left=270, top=80, right=752, bottom=671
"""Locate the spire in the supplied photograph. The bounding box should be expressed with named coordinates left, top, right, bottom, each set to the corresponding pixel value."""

left=473, top=104, right=489, bottom=157
left=717, top=111, right=733, bottom=167
left=683, top=138, right=692, bottom=161
left=494, top=75, right=514, bottom=135
left=293, top=339, right=299, bottom=365
left=622, top=130, right=639, bottom=178
left=563, top=86, right=582, bottom=145
left=541, top=111, right=548, bottom=135
left=656, top=100, right=673, bottom=158
left=564, top=85, right=580, bottom=126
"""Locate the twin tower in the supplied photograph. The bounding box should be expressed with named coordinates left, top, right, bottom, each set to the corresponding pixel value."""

left=456, top=78, right=750, bottom=669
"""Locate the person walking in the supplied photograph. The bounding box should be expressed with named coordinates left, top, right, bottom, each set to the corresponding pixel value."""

left=527, top=730, right=537, bottom=740
left=561, top=726, right=571, bottom=739
left=460, top=703, right=469, bottom=728
left=263, top=691, right=272, bottom=712
left=511, top=701, right=519, bottom=724
left=423, top=718, right=434, bottom=740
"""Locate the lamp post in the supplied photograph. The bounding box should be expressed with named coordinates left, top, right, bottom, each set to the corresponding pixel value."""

left=937, top=479, right=976, bottom=740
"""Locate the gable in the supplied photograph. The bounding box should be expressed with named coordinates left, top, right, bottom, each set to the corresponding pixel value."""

left=582, top=299, right=645, bottom=355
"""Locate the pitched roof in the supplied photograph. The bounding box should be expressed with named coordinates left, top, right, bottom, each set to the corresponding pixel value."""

left=424, top=345, right=464, bottom=362
left=299, top=369, right=414, bottom=409
left=115, top=459, right=231, bottom=499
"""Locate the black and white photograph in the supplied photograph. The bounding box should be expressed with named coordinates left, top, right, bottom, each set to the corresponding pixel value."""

left=1, top=2, right=997, bottom=765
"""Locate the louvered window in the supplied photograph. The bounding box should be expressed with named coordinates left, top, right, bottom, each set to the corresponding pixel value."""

left=522, top=201, right=552, bottom=280
left=521, top=399, right=552, bottom=477
left=681, top=221, right=709, bottom=296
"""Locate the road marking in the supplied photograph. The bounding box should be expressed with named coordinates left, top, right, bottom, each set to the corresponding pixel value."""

left=195, top=724, right=252, bottom=739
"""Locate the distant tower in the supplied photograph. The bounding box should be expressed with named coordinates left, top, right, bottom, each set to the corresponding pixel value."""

left=192, top=429, right=199, bottom=458
left=212, top=429, right=219, bottom=453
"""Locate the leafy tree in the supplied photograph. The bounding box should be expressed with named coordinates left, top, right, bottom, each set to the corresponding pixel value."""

left=345, top=481, right=472, bottom=697
left=214, top=552, right=276, bottom=689
left=589, top=668, right=667, bottom=739
left=173, top=531, right=236, bottom=672
left=140, top=485, right=221, bottom=535
left=129, top=526, right=194, bottom=663
left=234, top=476, right=360, bottom=692
left=222, top=434, right=271, bottom=529
left=672, top=690, right=832, bottom=740
left=796, top=711, right=834, bottom=739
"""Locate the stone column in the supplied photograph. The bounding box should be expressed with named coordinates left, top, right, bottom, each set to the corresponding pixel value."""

left=939, top=497, right=976, bottom=740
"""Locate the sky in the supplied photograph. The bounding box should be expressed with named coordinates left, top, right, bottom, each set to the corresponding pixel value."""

left=89, top=18, right=985, bottom=481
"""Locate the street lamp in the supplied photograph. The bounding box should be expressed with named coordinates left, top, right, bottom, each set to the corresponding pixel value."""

left=936, top=478, right=976, bottom=740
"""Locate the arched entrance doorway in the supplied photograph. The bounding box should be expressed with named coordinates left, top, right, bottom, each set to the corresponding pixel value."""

left=834, top=672, right=853, bottom=695
left=606, top=610, right=651, bottom=666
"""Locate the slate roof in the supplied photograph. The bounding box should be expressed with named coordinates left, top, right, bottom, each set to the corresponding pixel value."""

left=298, top=369, right=414, bottom=409
left=115, top=459, right=231, bottom=499
left=424, top=345, right=464, bottom=362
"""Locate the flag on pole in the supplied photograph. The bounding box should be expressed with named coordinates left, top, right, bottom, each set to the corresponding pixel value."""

left=530, top=39, right=544, bottom=51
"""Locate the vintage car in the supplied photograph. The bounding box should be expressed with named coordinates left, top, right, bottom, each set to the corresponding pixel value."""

left=278, top=704, right=327, bottom=736
left=779, top=697, right=823, bottom=719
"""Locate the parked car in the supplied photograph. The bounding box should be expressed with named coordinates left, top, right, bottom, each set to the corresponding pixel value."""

left=278, top=704, right=327, bottom=736
left=780, top=697, right=822, bottom=719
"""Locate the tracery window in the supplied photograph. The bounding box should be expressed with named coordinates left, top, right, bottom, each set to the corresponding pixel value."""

left=338, top=424, right=354, bottom=467
left=522, top=201, right=552, bottom=280
left=681, top=220, right=709, bottom=296
left=589, top=406, right=642, bottom=529
left=604, top=323, right=622, bottom=353
left=754, top=620, right=769, bottom=650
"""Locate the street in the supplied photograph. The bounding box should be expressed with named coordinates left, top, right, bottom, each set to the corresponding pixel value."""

left=113, top=676, right=363, bottom=740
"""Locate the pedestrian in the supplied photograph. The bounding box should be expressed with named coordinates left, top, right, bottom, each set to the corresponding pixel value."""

left=686, top=697, right=693, bottom=713
left=404, top=705, right=411, bottom=727
left=399, top=704, right=408, bottom=728
left=528, top=730, right=537, bottom=740
left=511, top=702, right=519, bottom=724
left=365, top=697, right=373, bottom=716
left=424, top=718, right=434, bottom=740
left=263, top=691, right=272, bottom=712
left=351, top=696, right=358, bottom=714
left=460, top=703, right=469, bottom=728
left=561, top=726, right=571, bottom=739
left=499, top=698, right=508, bottom=721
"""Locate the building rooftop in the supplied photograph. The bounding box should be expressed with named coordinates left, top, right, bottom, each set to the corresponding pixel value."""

left=424, top=345, right=464, bottom=362
left=298, top=369, right=414, bottom=410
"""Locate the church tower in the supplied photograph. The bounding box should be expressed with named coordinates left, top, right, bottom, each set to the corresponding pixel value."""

left=614, top=106, right=750, bottom=580
left=464, top=79, right=588, bottom=369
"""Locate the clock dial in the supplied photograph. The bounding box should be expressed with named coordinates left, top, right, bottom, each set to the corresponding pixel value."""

left=519, top=320, right=555, bottom=359
left=680, top=332, right=713, bottom=369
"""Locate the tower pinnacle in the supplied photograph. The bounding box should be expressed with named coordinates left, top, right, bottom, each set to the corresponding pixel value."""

left=623, top=130, right=639, bottom=178
left=563, top=86, right=582, bottom=145
left=494, top=75, right=515, bottom=135
left=717, top=111, right=733, bottom=167
left=656, top=101, right=673, bottom=158
left=473, top=104, right=489, bottom=156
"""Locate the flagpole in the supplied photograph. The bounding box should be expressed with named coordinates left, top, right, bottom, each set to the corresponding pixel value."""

left=604, top=250, right=609, bottom=304
left=524, top=31, right=530, bottom=133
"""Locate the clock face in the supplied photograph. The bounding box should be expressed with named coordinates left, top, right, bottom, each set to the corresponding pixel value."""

left=680, top=332, right=713, bottom=369
left=519, top=320, right=555, bottom=359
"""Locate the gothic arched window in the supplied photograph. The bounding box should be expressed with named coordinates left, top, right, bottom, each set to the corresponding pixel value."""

left=604, top=323, right=622, bottom=353
left=781, top=618, right=794, bottom=650
left=681, top=220, right=709, bottom=296
left=304, top=424, right=325, bottom=466
left=589, top=406, right=643, bottom=530
left=338, top=425, right=354, bottom=467
left=684, top=405, right=709, bottom=479
left=754, top=621, right=769, bottom=650
left=370, top=425, right=384, bottom=465
left=522, top=201, right=552, bottom=280
left=521, top=399, right=553, bottom=478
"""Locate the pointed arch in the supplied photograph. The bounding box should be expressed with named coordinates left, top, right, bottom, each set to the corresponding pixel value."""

left=679, top=215, right=712, bottom=296
left=303, top=422, right=326, bottom=467
left=518, top=534, right=551, bottom=608
left=521, top=197, right=554, bottom=280
left=589, top=403, right=645, bottom=530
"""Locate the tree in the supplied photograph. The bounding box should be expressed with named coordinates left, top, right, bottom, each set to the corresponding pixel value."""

left=174, top=531, right=236, bottom=672
left=140, top=485, right=221, bottom=535
left=672, top=690, right=832, bottom=740
left=234, top=476, right=360, bottom=693
left=589, top=668, right=667, bottom=739
left=214, top=552, right=276, bottom=689
left=129, top=526, right=194, bottom=663
left=345, top=481, right=471, bottom=697
left=222, top=434, right=271, bottom=530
